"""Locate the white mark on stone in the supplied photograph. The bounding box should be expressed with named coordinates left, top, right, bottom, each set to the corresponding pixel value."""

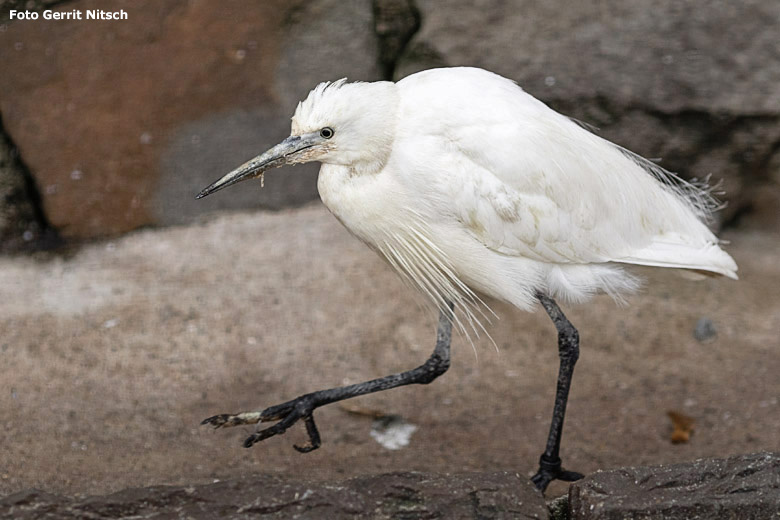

left=370, top=415, right=417, bottom=450
left=102, top=318, right=119, bottom=328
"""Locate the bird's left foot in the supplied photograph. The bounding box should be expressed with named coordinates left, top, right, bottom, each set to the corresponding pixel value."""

left=530, top=455, right=584, bottom=492
left=201, top=394, right=322, bottom=453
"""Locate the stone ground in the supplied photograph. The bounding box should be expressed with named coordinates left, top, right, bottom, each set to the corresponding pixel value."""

left=2, top=454, right=778, bottom=519
left=0, top=203, right=778, bottom=502
left=0, top=472, right=550, bottom=519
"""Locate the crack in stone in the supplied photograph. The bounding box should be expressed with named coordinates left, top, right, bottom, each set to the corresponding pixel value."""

left=0, top=114, right=61, bottom=253
left=372, top=0, right=422, bottom=80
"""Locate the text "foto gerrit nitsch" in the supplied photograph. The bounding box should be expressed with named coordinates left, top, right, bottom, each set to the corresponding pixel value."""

left=9, top=10, right=128, bottom=20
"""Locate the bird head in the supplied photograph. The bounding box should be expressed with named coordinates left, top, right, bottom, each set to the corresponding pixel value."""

left=197, top=79, right=398, bottom=199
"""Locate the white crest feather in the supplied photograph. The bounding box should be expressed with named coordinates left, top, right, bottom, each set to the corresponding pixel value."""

left=293, top=78, right=349, bottom=125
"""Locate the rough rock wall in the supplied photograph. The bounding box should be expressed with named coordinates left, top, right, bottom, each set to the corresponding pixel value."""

left=395, top=0, right=780, bottom=229
left=0, top=0, right=778, bottom=246
left=0, top=0, right=382, bottom=241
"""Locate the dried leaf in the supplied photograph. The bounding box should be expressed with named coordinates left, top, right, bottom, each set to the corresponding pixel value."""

left=667, top=410, right=695, bottom=444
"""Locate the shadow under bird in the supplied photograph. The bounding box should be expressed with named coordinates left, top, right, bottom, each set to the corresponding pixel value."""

left=196, top=67, right=738, bottom=492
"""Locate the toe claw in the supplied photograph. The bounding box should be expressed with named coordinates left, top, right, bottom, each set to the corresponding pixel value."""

left=201, top=411, right=262, bottom=429
left=559, top=470, right=584, bottom=482
left=293, top=414, right=321, bottom=453
left=530, top=472, right=551, bottom=491
left=201, top=414, right=231, bottom=428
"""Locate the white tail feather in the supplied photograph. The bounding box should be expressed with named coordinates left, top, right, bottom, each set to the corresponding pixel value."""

left=618, top=240, right=738, bottom=280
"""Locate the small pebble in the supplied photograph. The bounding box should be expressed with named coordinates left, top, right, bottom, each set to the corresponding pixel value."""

left=693, top=317, right=717, bottom=342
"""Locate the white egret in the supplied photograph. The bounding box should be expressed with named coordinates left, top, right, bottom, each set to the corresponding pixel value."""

left=197, top=67, right=737, bottom=492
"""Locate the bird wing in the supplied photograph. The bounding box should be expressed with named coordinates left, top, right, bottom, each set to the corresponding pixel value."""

left=443, top=118, right=736, bottom=274
left=445, top=149, right=618, bottom=265
left=397, top=67, right=736, bottom=277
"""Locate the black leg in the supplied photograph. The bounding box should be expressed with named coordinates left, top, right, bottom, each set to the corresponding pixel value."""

left=202, top=302, right=454, bottom=451
left=531, top=292, right=585, bottom=492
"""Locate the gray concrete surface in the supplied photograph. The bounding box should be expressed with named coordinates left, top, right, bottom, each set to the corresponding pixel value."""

left=0, top=203, right=778, bottom=498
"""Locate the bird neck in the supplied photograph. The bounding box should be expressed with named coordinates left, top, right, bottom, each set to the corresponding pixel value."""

left=350, top=156, right=387, bottom=176
left=342, top=82, right=400, bottom=176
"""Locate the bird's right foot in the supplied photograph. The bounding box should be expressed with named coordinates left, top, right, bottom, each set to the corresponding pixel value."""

left=201, top=393, right=323, bottom=452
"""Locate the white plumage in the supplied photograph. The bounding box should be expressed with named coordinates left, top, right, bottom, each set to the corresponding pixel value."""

left=197, top=67, right=739, bottom=490
left=294, top=68, right=737, bottom=330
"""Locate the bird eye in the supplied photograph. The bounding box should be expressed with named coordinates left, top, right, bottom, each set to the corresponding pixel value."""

left=320, top=127, right=334, bottom=139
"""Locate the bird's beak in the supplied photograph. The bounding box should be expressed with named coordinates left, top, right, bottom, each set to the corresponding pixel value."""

left=196, top=133, right=320, bottom=199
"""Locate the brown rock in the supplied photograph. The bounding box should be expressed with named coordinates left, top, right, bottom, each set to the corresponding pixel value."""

left=0, top=0, right=283, bottom=238
left=3, top=0, right=779, bottom=241
left=0, top=0, right=381, bottom=239
left=154, top=0, right=382, bottom=227
left=0, top=0, right=60, bottom=20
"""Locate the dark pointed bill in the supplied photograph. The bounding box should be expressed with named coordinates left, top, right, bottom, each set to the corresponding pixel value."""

left=196, top=134, right=319, bottom=199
